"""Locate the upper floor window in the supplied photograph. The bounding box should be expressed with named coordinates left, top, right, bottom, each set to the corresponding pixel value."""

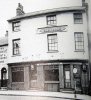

left=12, top=21, right=20, bottom=32
left=74, top=13, right=83, bottom=24
left=13, top=39, right=20, bottom=55
left=74, top=32, right=84, bottom=51
left=47, top=34, right=58, bottom=51
left=47, top=15, right=56, bottom=25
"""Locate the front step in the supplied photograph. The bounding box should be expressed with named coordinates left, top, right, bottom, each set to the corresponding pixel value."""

left=1, top=87, right=7, bottom=90
left=61, top=89, right=74, bottom=93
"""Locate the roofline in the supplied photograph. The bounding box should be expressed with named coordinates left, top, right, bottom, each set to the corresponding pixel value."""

left=7, top=6, right=86, bottom=22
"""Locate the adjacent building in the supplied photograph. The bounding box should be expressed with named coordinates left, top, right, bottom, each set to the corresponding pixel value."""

left=7, top=0, right=89, bottom=94
left=0, top=34, right=8, bottom=88
left=85, top=0, right=91, bottom=95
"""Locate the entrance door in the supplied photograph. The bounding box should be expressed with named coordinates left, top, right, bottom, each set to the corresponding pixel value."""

left=30, top=65, right=37, bottom=89
left=64, top=65, right=71, bottom=88
left=1, top=67, right=7, bottom=87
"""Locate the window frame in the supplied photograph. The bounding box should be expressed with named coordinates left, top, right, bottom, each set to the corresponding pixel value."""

left=11, top=67, right=24, bottom=82
left=74, top=13, right=83, bottom=24
left=46, top=15, right=56, bottom=25
left=12, top=38, right=21, bottom=56
left=44, top=65, right=59, bottom=81
left=12, top=21, right=21, bottom=32
left=74, top=32, right=84, bottom=51
left=47, top=34, right=58, bottom=52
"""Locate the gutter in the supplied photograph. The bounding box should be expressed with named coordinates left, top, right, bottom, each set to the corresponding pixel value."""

left=7, top=6, right=86, bottom=22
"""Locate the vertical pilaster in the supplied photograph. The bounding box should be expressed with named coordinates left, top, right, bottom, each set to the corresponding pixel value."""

left=59, top=64, right=64, bottom=91
left=24, top=66, right=30, bottom=90
left=8, top=66, right=12, bottom=89
left=37, top=65, right=44, bottom=90
left=70, top=64, right=74, bottom=88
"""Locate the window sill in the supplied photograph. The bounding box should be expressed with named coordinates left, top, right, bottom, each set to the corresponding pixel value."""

left=45, top=81, right=59, bottom=84
left=47, top=51, right=59, bottom=53
left=47, top=24, right=57, bottom=27
left=12, top=54, right=21, bottom=57
left=13, top=30, right=21, bottom=32
left=12, top=82, right=24, bottom=84
left=74, top=22, right=83, bottom=24
left=74, top=50, right=85, bottom=52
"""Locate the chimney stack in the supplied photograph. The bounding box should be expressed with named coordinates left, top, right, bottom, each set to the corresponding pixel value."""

left=16, top=3, right=25, bottom=16
left=82, top=0, right=85, bottom=6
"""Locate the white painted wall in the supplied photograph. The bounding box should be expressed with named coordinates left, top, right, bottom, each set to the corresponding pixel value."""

left=0, top=46, right=8, bottom=79
left=8, top=10, right=88, bottom=63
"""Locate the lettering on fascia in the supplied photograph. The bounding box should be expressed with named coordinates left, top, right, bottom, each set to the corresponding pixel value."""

left=37, top=25, right=68, bottom=34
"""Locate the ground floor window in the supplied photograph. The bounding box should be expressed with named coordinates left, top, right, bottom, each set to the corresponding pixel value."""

left=44, top=65, right=59, bottom=81
left=11, top=67, right=24, bottom=82
left=44, top=64, right=59, bottom=91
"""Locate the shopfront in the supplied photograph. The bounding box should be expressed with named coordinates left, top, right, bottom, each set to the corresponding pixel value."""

left=8, top=61, right=89, bottom=93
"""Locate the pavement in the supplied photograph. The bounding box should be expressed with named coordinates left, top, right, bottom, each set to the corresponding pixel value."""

left=0, top=90, right=90, bottom=100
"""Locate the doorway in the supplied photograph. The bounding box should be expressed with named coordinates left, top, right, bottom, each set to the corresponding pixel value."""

left=1, top=67, right=7, bottom=87
left=64, top=65, right=71, bottom=88
left=29, top=65, right=37, bottom=89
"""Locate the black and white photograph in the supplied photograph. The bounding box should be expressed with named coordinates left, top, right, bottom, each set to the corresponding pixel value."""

left=0, top=0, right=91, bottom=100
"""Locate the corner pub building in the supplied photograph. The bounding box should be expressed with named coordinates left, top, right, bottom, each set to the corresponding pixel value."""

left=7, top=0, right=89, bottom=94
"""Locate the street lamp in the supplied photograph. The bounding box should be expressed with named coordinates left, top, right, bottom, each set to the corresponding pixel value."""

left=73, top=68, right=77, bottom=99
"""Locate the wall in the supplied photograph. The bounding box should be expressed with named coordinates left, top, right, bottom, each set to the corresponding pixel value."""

left=0, top=45, right=8, bottom=79
left=8, top=10, right=88, bottom=64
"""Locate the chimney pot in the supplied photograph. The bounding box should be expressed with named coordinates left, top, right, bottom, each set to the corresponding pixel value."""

left=5, top=31, right=8, bottom=37
left=16, top=3, right=25, bottom=16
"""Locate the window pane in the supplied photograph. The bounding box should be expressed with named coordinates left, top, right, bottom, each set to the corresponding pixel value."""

left=74, top=13, right=83, bottom=24
left=12, top=21, right=20, bottom=31
left=48, top=34, right=58, bottom=51
left=44, top=65, right=59, bottom=81
left=74, top=32, right=84, bottom=51
left=12, top=67, right=24, bottom=82
left=13, top=39, right=20, bottom=55
left=65, top=71, right=70, bottom=79
left=47, top=15, right=56, bottom=25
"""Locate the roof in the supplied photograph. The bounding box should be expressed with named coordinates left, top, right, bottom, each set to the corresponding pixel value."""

left=8, top=6, right=86, bottom=22
left=0, top=37, right=8, bottom=46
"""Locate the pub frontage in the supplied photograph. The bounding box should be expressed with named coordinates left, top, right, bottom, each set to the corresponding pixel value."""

left=7, top=1, right=89, bottom=94
left=8, top=60, right=89, bottom=94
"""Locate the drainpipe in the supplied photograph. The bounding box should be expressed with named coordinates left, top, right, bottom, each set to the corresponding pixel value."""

left=85, top=1, right=91, bottom=93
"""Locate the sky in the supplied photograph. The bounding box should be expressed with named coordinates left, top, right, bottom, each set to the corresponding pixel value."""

left=0, top=0, right=90, bottom=37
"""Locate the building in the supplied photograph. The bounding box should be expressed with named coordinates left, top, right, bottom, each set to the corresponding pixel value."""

left=85, top=0, right=91, bottom=95
left=0, top=34, right=8, bottom=88
left=7, top=1, right=89, bottom=94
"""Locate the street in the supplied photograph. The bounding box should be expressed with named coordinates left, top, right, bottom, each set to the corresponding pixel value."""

left=0, top=95, right=71, bottom=100
left=0, top=90, right=90, bottom=100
